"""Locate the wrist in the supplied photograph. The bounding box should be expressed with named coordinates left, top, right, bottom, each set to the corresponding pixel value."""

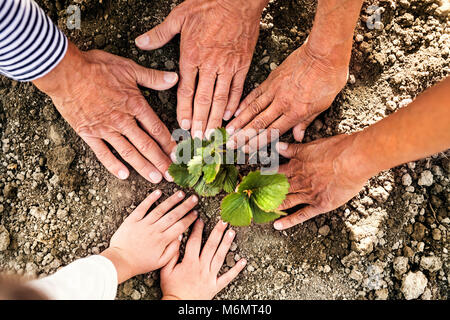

left=100, top=247, right=135, bottom=284
left=32, top=41, right=86, bottom=99
left=337, top=132, right=382, bottom=182
left=217, top=0, right=268, bottom=18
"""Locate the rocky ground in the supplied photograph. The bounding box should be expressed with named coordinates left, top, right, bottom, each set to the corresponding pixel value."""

left=0, top=0, right=448, bottom=300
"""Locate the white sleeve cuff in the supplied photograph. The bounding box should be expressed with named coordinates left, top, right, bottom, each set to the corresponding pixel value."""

left=29, top=255, right=118, bottom=300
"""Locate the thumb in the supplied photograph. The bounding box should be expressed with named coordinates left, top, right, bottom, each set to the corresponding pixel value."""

left=276, top=142, right=303, bottom=159
left=135, top=13, right=182, bottom=50
left=132, top=63, right=179, bottom=90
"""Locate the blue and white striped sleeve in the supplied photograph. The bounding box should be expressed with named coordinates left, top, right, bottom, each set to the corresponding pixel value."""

left=0, top=0, right=68, bottom=82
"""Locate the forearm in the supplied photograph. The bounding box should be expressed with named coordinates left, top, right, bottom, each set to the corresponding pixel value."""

left=307, top=0, right=364, bottom=66
left=29, top=255, right=118, bottom=300
left=348, top=77, right=450, bottom=179
left=0, top=0, right=68, bottom=81
left=100, top=247, right=135, bottom=284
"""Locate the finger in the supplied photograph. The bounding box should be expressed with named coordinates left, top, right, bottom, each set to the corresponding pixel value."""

left=128, top=190, right=162, bottom=221
left=223, top=68, right=249, bottom=121
left=192, top=69, right=217, bottom=139
left=145, top=191, right=185, bottom=224
left=156, top=195, right=199, bottom=231
left=276, top=142, right=303, bottom=159
left=120, top=124, right=171, bottom=182
left=177, top=61, right=198, bottom=130
left=226, top=90, right=273, bottom=138
left=205, top=74, right=233, bottom=137
left=160, top=238, right=182, bottom=267
left=293, top=114, right=318, bottom=142
left=200, top=220, right=228, bottom=265
left=106, top=133, right=162, bottom=184
left=278, top=192, right=309, bottom=211
left=82, top=136, right=129, bottom=180
left=184, top=218, right=204, bottom=259
left=131, top=62, right=179, bottom=90
left=217, top=258, right=247, bottom=292
left=165, top=210, right=198, bottom=239
left=162, top=245, right=180, bottom=272
left=211, top=229, right=235, bottom=273
left=135, top=11, right=183, bottom=50
left=134, top=99, right=177, bottom=164
left=239, top=107, right=282, bottom=152
left=274, top=206, right=323, bottom=230
left=246, top=114, right=300, bottom=153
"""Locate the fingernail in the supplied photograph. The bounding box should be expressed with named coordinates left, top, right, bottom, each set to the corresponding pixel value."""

left=221, top=220, right=228, bottom=226
left=276, top=142, right=288, bottom=152
left=241, top=259, right=247, bottom=266
left=193, top=210, right=198, bottom=216
left=234, top=108, right=242, bottom=117
left=226, top=126, right=235, bottom=135
left=181, top=119, right=191, bottom=130
left=178, top=234, right=183, bottom=241
left=164, top=170, right=174, bottom=182
left=228, top=230, right=235, bottom=238
left=192, top=195, right=198, bottom=203
left=274, top=221, right=283, bottom=230
left=135, top=35, right=149, bottom=47
left=154, top=189, right=162, bottom=196
left=149, top=171, right=162, bottom=183
left=178, top=191, right=185, bottom=198
left=223, top=110, right=232, bottom=120
left=170, top=152, right=177, bottom=162
left=164, top=72, right=178, bottom=83
left=118, top=170, right=128, bottom=180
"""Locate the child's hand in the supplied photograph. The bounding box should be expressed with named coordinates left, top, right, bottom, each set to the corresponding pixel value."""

left=101, top=190, right=198, bottom=283
left=160, top=220, right=247, bottom=300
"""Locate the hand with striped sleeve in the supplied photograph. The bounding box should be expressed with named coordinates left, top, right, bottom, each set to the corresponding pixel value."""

left=0, top=0, right=179, bottom=183
left=33, top=43, right=179, bottom=183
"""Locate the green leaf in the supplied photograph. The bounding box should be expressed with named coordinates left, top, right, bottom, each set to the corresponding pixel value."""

left=203, top=162, right=221, bottom=183
left=210, top=168, right=227, bottom=188
left=221, top=192, right=252, bottom=226
left=250, top=200, right=281, bottom=224
left=168, top=163, right=200, bottom=188
left=238, top=171, right=290, bottom=212
left=194, top=177, right=221, bottom=197
left=223, top=165, right=238, bottom=193
left=187, top=154, right=203, bottom=177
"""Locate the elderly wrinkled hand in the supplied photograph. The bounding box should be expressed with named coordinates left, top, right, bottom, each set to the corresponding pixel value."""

left=33, top=43, right=178, bottom=183
left=227, top=43, right=349, bottom=152
left=273, top=135, right=369, bottom=230
left=136, top=0, right=267, bottom=138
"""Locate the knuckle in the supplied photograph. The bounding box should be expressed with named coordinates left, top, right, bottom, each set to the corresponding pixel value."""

left=195, top=93, right=212, bottom=106
left=137, top=139, right=155, bottom=154
left=149, top=121, right=164, bottom=136
left=249, top=100, right=264, bottom=115
left=253, top=117, right=267, bottom=130
left=119, top=146, right=135, bottom=159
left=178, top=85, right=195, bottom=98
left=213, top=93, right=228, bottom=105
